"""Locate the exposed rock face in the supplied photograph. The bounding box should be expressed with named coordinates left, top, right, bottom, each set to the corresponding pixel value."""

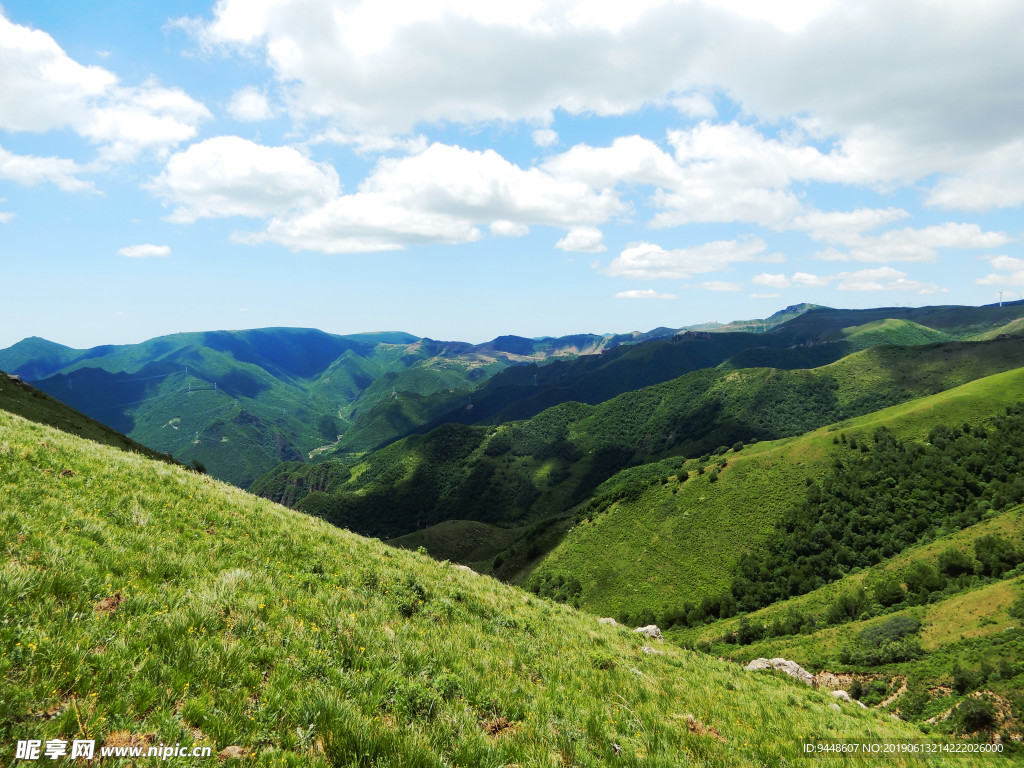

left=598, top=617, right=618, bottom=626
left=641, top=646, right=665, bottom=655
left=745, top=657, right=816, bottom=687
left=633, top=625, right=664, bottom=640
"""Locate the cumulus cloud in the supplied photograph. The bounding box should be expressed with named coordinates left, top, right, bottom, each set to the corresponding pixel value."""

left=790, top=208, right=910, bottom=243
left=148, top=136, right=341, bottom=222
left=490, top=220, right=530, bottom=237
left=228, top=86, right=273, bottom=122
left=118, top=244, right=171, bottom=258
left=0, top=211, right=14, bottom=223
left=172, top=140, right=625, bottom=253
left=532, top=129, right=558, bottom=147
left=0, top=146, right=94, bottom=192
left=614, top=289, right=677, bottom=299
left=818, top=222, right=1011, bottom=263
left=835, top=266, right=945, bottom=294
left=186, top=0, right=1024, bottom=174
left=926, top=141, right=1024, bottom=212
left=603, top=237, right=766, bottom=280
left=556, top=226, right=605, bottom=253
left=0, top=12, right=209, bottom=161
left=977, top=255, right=1024, bottom=287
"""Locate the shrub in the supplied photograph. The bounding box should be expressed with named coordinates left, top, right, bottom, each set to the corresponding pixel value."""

left=955, top=699, right=996, bottom=733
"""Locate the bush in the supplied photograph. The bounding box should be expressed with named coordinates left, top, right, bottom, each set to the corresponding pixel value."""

left=937, top=547, right=975, bottom=577
left=955, top=698, right=996, bottom=733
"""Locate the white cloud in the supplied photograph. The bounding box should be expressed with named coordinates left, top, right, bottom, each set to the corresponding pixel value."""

left=671, top=91, right=716, bottom=118
left=119, top=244, right=171, bottom=258
left=604, top=237, right=765, bottom=280
left=532, top=129, right=558, bottom=147
left=149, top=136, right=341, bottom=222
left=614, top=289, right=677, bottom=299
left=0, top=12, right=209, bottom=161
left=835, top=266, right=945, bottom=294
left=228, top=86, right=273, bottom=122
left=752, top=273, right=790, bottom=288
left=926, top=141, right=1024, bottom=212
left=821, top=223, right=1011, bottom=263
left=976, top=255, right=1024, bottom=287
left=790, top=208, right=910, bottom=244
left=544, top=135, right=681, bottom=189
left=490, top=220, right=530, bottom=237
left=792, top=271, right=828, bottom=287
left=699, top=280, right=743, bottom=291
left=0, top=146, right=94, bottom=192
left=556, top=226, right=605, bottom=252
left=257, top=143, right=623, bottom=253
left=0, top=211, right=14, bottom=223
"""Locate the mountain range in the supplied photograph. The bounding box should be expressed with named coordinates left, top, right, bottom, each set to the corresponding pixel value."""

left=4, top=298, right=1024, bottom=749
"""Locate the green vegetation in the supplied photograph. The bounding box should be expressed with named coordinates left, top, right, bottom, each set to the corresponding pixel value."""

left=0, top=329, right=628, bottom=487
left=1, top=408, right=978, bottom=767
left=531, top=366, right=1024, bottom=622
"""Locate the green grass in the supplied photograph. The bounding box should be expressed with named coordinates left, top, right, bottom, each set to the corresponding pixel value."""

left=0, top=409, right=987, bottom=767
left=528, top=366, right=1024, bottom=620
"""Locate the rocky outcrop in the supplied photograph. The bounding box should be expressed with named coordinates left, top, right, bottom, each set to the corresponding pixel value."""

left=745, top=657, right=815, bottom=687
left=633, top=625, right=663, bottom=640
left=598, top=617, right=618, bottom=626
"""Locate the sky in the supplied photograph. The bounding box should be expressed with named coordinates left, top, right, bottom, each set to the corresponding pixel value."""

left=2, top=0, right=1024, bottom=349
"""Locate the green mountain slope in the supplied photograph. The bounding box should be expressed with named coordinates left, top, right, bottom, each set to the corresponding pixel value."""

left=0, top=369, right=177, bottom=465
left=671, top=506, right=1024, bottom=742
left=530, top=366, right=1024, bottom=621
left=252, top=336, right=1024, bottom=540
left=0, top=328, right=647, bottom=486
left=1, top=409, right=975, bottom=767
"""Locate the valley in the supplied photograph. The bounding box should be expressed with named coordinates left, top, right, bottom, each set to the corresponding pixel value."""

left=3, top=299, right=1024, bottom=758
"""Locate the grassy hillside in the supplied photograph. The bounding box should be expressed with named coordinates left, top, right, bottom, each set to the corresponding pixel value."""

left=253, top=336, right=1024, bottom=542
left=0, top=370, right=177, bottom=465
left=668, top=504, right=1024, bottom=743
left=0, top=410, right=979, bottom=766
left=529, top=366, right=1024, bottom=621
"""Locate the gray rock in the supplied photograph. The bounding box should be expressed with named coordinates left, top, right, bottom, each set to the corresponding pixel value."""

left=744, top=657, right=816, bottom=687
left=641, top=645, right=665, bottom=655
left=831, top=690, right=868, bottom=709
left=598, top=617, right=618, bottom=626
left=633, top=624, right=663, bottom=640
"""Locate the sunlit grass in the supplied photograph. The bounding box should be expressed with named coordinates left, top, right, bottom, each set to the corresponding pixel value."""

left=0, top=409, right=986, bottom=766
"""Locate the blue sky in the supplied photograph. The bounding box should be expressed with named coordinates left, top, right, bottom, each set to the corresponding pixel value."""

left=3, top=0, right=1024, bottom=350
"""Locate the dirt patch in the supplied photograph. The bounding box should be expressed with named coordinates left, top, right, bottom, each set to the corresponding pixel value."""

left=684, top=714, right=726, bottom=743
left=481, top=716, right=517, bottom=738
left=94, top=592, right=123, bottom=615
left=102, top=731, right=155, bottom=750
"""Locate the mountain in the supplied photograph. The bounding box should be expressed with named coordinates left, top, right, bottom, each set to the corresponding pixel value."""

left=252, top=335, right=1024, bottom=541
left=0, top=367, right=177, bottom=465
left=2, top=402, right=980, bottom=766
left=365, top=300, right=1024, bottom=444
left=0, top=327, right=657, bottom=486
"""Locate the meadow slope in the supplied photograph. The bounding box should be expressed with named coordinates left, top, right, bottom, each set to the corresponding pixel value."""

left=0, top=408, right=986, bottom=767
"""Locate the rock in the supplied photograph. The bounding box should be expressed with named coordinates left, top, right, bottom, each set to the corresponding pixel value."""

left=452, top=564, right=475, bottom=574
left=633, top=624, right=663, bottom=640
left=830, top=703, right=841, bottom=712
left=641, top=646, right=665, bottom=655
left=831, top=690, right=868, bottom=709
left=744, top=658, right=816, bottom=687
left=598, top=617, right=618, bottom=626
left=217, top=746, right=246, bottom=761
